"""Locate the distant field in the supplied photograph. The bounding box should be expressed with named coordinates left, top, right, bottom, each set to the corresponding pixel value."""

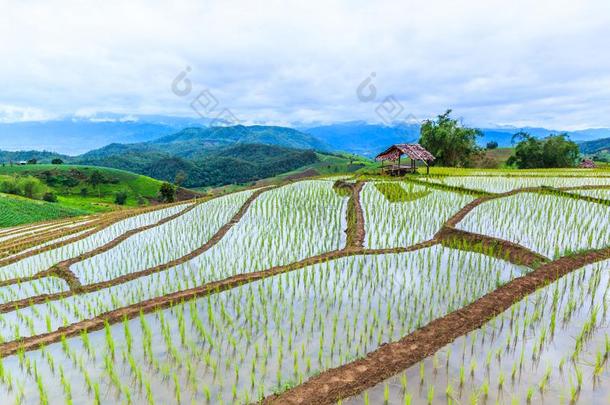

left=0, top=193, right=86, bottom=227
left=0, top=164, right=164, bottom=212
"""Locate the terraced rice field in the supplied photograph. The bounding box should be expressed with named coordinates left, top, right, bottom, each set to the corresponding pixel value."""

left=0, top=175, right=608, bottom=404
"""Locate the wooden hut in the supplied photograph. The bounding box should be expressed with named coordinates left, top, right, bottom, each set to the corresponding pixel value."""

left=579, top=159, right=596, bottom=168
left=375, top=144, right=435, bottom=175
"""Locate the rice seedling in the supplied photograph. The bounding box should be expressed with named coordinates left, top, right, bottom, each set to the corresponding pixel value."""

left=428, top=175, right=610, bottom=193
left=362, top=182, right=473, bottom=248
left=346, top=260, right=610, bottom=404
left=458, top=193, right=610, bottom=258
left=0, top=176, right=608, bottom=404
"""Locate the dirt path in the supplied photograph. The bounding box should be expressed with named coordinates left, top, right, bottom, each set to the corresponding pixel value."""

left=436, top=226, right=549, bottom=267
left=0, top=187, right=273, bottom=312
left=559, top=184, right=610, bottom=191
left=1, top=178, right=607, bottom=390
left=345, top=181, right=365, bottom=249
left=0, top=240, right=442, bottom=356
left=264, top=246, right=610, bottom=405
left=0, top=200, right=194, bottom=269
left=0, top=201, right=198, bottom=289
left=543, top=187, right=610, bottom=206
left=0, top=219, right=101, bottom=258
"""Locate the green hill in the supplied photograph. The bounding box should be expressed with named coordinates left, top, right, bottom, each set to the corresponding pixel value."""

left=0, top=164, right=167, bottom=213
left=77, top=143, right=321, bottom=188
left=0, top=193, right=86, bottom=227
left=80, top=125, right=330, bottom=160
left=579, top=137, right=610, bottom=154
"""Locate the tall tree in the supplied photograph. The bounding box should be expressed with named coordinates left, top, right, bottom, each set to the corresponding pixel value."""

left=419, top=110, right=482, bottom=167
left=507, top=133, right=579, bottom=168
left=174, top=170, right=188, bottom=187
left=88, top=170, right=104, bottom=198
left=159, top=182, right=176, bottom=203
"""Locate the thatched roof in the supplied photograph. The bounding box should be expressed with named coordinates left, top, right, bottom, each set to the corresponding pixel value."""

left=579, top=159, right=596, bottom=168
left=375, top=144, right=435, bottom=162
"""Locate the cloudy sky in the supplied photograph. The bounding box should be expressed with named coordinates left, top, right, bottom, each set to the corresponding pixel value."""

left=1, top=0, right=610, bottom=129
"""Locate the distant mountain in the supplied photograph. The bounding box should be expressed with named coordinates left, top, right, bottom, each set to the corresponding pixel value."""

left=579, top=137, right=610, bottom=154
left=0, top=150, right=68, bottom=163
left=1, top=125, right=331, bottom=188
left=148, top=125, right=330, bottom=158
left=475, top=126, right=610, bottom=146
left=301, top=122, right=610, bottom=156
left=300, top=121, right=419, bottom=157
left=3, top=113, right=609, bottom=157
left=80, top=125, right=329, bottom=160
left=71, top=125, right=328, bottom=187
left=77, top=143, right=320, bottom=187
left=0, top=114, right=207, bottom=155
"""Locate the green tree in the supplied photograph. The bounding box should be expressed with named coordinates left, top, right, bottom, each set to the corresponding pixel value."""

left=542, top=134, right=580, bottom=167
left=43, top=192, right=58, bottom=202
left=507, top=132, right=542, bottom=169
left=159, top=182, right=176, bottom=203
left=419, top=110, right=482, bottom=167
left=19, top=176, right=46, bottom=199
left=114, top=191, right=128, bottom=205
left=507, top=132, right=579, bottom=168
left=88, top=170, right=104, bottom=197
left=174, top=170, right=188, bottom=187
left=51, top=158, right=64, bottom=165
left=486, top=141, right=498, bottom=150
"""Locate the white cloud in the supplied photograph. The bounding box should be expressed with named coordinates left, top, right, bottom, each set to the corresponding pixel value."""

left=0, top=0, right=609, bottom=128
left=0, top=105, right=57, bottom=123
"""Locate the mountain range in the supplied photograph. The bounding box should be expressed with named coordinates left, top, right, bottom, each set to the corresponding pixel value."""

left=1, top=117, right=610, bottom=188
left=2, top=114, right=610, bottom=158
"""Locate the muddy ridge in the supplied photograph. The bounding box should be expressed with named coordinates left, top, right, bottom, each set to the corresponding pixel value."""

left=264, top=245, right=610, bottom=405
left=0, top=177, right=607, bottom=402
left=0, top=241, right=444, bottom=356
left=436, top=226, right=549, bottom=268
left=0, top=221, right=100, bottom=258
left=0, top=187, right=273, bottom=313
left=345, top=181, right=365, bottom=249
left=0, top=200, right=193, bottom=269
left=0, top=202, right=199, bottom=289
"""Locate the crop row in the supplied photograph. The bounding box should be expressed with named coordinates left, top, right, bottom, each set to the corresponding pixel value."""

left=0, top=246, right=526, bottom=403
left=346, top=259, right=609, bottom=404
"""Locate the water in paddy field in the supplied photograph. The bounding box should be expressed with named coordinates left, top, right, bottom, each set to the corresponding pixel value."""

left=0, top=246, right=526, bottom=403
left=344, top=261, right=610, bottom=404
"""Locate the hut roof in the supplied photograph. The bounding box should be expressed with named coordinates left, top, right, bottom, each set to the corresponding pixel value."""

left=375, top=144, right=435, bottom=162
left=579, top=159, right=596, bottom=168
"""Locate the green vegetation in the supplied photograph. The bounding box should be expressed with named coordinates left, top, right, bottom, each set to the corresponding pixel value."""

left=159, top=182, right=176, bottom=203
left=78, top=143, right=320, bottom=188
left=593, top=152, right=610, bottom=162
left=0, top=193, right=86, bottom=227
left=0, top=175, right=609, bottom=403
left=419, top=110, right=482, bottom=167
left=195, top=152, right=375, bottom=195
left=507, top=132, right=579, bottom=169
left=579, top=136, right=610, bottom=155
left=0, top=164, right=163, bottom=213
left=0, top=174, right=47, bottom=199
left=374, top=183, right=431, bottom=202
